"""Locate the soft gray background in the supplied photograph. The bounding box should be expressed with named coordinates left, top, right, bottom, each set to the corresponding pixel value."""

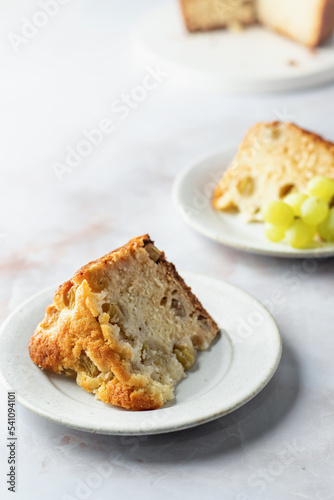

left=0, top=1, right=334, bottom=499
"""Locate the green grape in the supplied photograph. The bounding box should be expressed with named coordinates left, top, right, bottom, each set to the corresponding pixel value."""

left=300, top=196, right=329, bottom=226
left=264, top=223, right=286, bottom=242
left=307, top=225, right=317, bottom=240
left=262, top=201, right=294, bottom=228
left=307, top=176, right=334, bottom=202
left=284, top=193, right=307, bottom=216
left=318, top=207, right=334, bottom=242
left=285, top=220, right=314, bottom=249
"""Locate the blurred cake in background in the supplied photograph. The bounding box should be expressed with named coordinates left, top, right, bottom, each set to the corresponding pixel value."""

left=179, top=0, right=334, bottom=47
left=179, top=0, right=257, bottom=32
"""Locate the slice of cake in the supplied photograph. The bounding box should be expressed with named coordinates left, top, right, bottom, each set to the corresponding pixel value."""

left=212, top=122, right=334, bottom=222
left=179, top=0, right=334, bottom=47
left=179, top=0, right=257, bottom=32
left=29, top=235, right=219, bottom=411
left=257, top=0, right=334, bottom=47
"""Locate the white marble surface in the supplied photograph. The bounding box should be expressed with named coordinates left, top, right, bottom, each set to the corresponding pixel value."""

left=1, top=1, right=334, bottom=499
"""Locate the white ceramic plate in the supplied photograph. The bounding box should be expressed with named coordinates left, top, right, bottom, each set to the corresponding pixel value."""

left=173, top=147, right=334, bottom=258
left=134, top=2, right=334, bottom=93
left=0, top=273, right=281, bottom=435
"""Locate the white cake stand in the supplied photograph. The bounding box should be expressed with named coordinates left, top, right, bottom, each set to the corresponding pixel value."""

left=134, top=1, right=334, bottom=93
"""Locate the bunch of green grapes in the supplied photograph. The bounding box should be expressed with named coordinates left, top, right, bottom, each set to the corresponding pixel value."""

left=262, top=176, right=334, bottom=249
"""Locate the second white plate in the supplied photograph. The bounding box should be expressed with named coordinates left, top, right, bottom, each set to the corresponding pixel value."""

left=0, top=272, right=281, bottom=435
left=135, top=2, right=334, bottom=93
left=173, top=147, right=334, bottom=258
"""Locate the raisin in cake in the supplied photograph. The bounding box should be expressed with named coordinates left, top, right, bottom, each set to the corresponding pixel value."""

left=29, top=235, right=219, bottom=411
left=212, top=122, right=334, bottom=222
left=179, top=0, right=334, bottom=47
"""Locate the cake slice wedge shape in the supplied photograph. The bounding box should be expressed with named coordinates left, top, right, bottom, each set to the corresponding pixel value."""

left=257, top=0, right=334, bottom=48
left=29, top=235, right=219, bottom=411
left=212, top=121, right=334, bottom=222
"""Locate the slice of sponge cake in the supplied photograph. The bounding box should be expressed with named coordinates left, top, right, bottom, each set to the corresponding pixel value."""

left=212, top=122, right=334, bottom=221
left=179, top=0, right=257, bottom=32
left=179, top=0, right=334, bottom=47
left=257, top=0, right=334, bottom=47
left=29, top=235, right=219, bottom=411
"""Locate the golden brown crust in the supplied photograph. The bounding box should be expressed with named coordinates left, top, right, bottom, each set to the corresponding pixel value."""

left=53, top=234, right=218, bottom=335
left=212, top=121, right=334, bottom=218
left=98, top=379, right=162, bottom=411
left=54, top=235, right=152, bottom=298
left=29, top=235, right=219, bottom=411
left=178, top=0, right=256, bottom=32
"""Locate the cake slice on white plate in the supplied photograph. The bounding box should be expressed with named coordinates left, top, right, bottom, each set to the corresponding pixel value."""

left=212, top=122, right=334, bottom=222
left=179, top=0, right=334, bottom=47
left=29, top=235, right=219, bottom=411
